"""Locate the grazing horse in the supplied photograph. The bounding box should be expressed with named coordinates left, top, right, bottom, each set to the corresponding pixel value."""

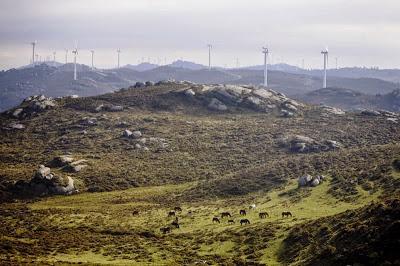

left=174, top=207, right=182, bottom=212
left=240, top=219, right=251, bottom=225
left=171, top=221, right=180, bottom=229
left=228, top=219, right=235, bottom=224
left=132, top=210, right=139, bottom=216
left=221, top=212, right=232, bottom=218
left=249, top=204, right=256, bottom=210
left=168, top=211, right=176, bottom=217
left=240, top=209, right=247, bottom=216
left=259, top=212, right=269, bottom=219
left=282, top=211, right=293, bottom=218
left=160, top=227, right=171, bottom=234
left=212, top=217, right=221, bottom=224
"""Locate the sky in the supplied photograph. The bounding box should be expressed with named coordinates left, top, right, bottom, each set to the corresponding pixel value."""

left=0, top=0, right=399, bottom=70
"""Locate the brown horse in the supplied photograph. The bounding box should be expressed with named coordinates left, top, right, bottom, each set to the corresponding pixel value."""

left=259, top=212, right=269, bottom=219
left=228, top=219, right=235, bottom=224
left=168, top=211, right=176, bottom=217
left=171, top=221, right=180, bottom=229
left=160, top=227, right=171, bottom=234
left=240, top=219, right=250, bottom=225
left=240, top=209, right=247, bottom=216
left=221, top=212, right=232, bottom=218
left=282, top=211, right=293, bottom=218
left=132, top=210, right=139, bottom=216
left=212, top=217, right=221, bottom=223
left=174, top=207, right=182, bottom=212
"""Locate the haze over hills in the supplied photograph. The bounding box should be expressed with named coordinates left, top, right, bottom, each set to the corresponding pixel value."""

left=1, top=60, right=399, bottom=112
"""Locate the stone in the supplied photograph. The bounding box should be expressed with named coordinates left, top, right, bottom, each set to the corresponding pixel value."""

left=35, top=165, right=51, bottom=179
left=325, top=140, right=342, bottom=149
left=184, top=89, right=196, bottom=97
left=54, top=155, right=74, bottom=166
left=95, top=104, right=104, bottom=112
left=135, top=143, right=142, bottom=149
left=123, top=130, right=133, bottom=138
left=138, top=138, right=147, bottom=144
left=281, top=110, right=294, bottom=117
left=72, top=164, right=87, bottom=173
left=9, top=123, right=25, bottom=130
left=12, top=108, right=23, bottom=118
left=132, top=131, right=142, bottom=138
left=208, top=98, right=228, bottom=111
left=109, top=105, right=124, bottom=112
left=310, top=178, right=320, bottom=187
left=361, top=109, right=381, bottom=116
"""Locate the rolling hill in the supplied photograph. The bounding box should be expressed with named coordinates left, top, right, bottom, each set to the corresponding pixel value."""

left=0, top=82, right=399, bottom=264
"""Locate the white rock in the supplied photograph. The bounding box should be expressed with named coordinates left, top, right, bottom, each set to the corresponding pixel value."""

left=208, top=98, right=228, bottom=111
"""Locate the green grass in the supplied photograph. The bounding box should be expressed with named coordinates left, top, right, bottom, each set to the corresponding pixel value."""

left=1, top=176, right=378, bottom=265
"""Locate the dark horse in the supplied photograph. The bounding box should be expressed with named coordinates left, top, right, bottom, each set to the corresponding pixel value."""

left=221, top=212, right=232, bottom=218
left=240, top=219, right=250, bottom=225
left=259, top=212, right=269, bottom=219
left=168, top=211, right=176, bottom=217
left=212, top=217, right=221, bottom=223
left=239, top=209, right=247, bottom=216
left=132, top=210, right=139, bottom=216
left=160, top=227, right=171, bottom=234
left=282, top=211, right=293, bottom=218
left=228, top=219, right=235, bottom=224
left=174, top=207, right=182, bottom=212
left=171, top=221, right=180, bottom=229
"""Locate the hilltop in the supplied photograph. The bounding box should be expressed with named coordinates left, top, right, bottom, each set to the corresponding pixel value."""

left=1, top=62, right=399, bottom=112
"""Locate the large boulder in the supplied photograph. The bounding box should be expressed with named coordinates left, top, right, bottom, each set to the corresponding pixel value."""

left=10, top=95, right=56, bottom=119
left=208, top=98, right=228, bottom=111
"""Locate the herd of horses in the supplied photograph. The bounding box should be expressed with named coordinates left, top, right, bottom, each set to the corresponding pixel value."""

left=133, top=205, right=293, bottom=234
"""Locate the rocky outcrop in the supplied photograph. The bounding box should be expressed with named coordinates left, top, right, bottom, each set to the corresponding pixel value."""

left=8, top=95, right=56, bottom=119
left=298, top=174, right=325, bottom=187
left=12, top=165, right=77, bottom=197
left=278, top=135, right=342, bottom=153
left=51, top=155, right=88, bottom=173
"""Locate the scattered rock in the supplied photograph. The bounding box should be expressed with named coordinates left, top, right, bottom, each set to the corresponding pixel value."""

left=8, top=123, right=25, bottom=130
left=184, top=89, right=196, bottom=97
left=123, top=130, right=133, bottom=138
left=361, top=109, right=381, bottom=116
left=321, top=105, right=345, bottom=115
left=279, top=135, right=341, bottom=153
left=281, top=110, right=294, bottom=118
left=109, top=105, right=124, bottom=112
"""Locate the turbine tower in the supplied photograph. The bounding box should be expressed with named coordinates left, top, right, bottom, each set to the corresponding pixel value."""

left=72, top=43, right=78, bottom=81
left=262, top=46, right=269, bottom=87
left=65, top=49, right=68, bottom=64
left=31, top=41, right=37, bottom=65
left=90, top=50, right=94, bottom=70
left=207, top=44, right=212, bottom=70
left=53, top=51, right=56, bottom=66
left=117, top=49, right=121, bottom=68
left=321, top=47, right=329, bottom=88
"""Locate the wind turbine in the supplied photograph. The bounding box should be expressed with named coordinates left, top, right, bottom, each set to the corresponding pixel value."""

left=321, top=47, right=329, bottom=88
left=117, top=49, right=121, bottom=68
left=65, top=49, right=68, bottom=64
left=53, top=51, right=56, bottom=66
left=262, top=46, right=269, bottom=87
left=72, top=42, right=78, bottom=81
left=90, top=50, right=94, bottom=70
left=207, top=44, right=212, bottom=70
left=31, top=41, right=37, bottom=65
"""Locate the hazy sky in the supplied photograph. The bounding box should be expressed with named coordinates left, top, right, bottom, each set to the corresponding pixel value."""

left=0, top=0, right=399, bottom=70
